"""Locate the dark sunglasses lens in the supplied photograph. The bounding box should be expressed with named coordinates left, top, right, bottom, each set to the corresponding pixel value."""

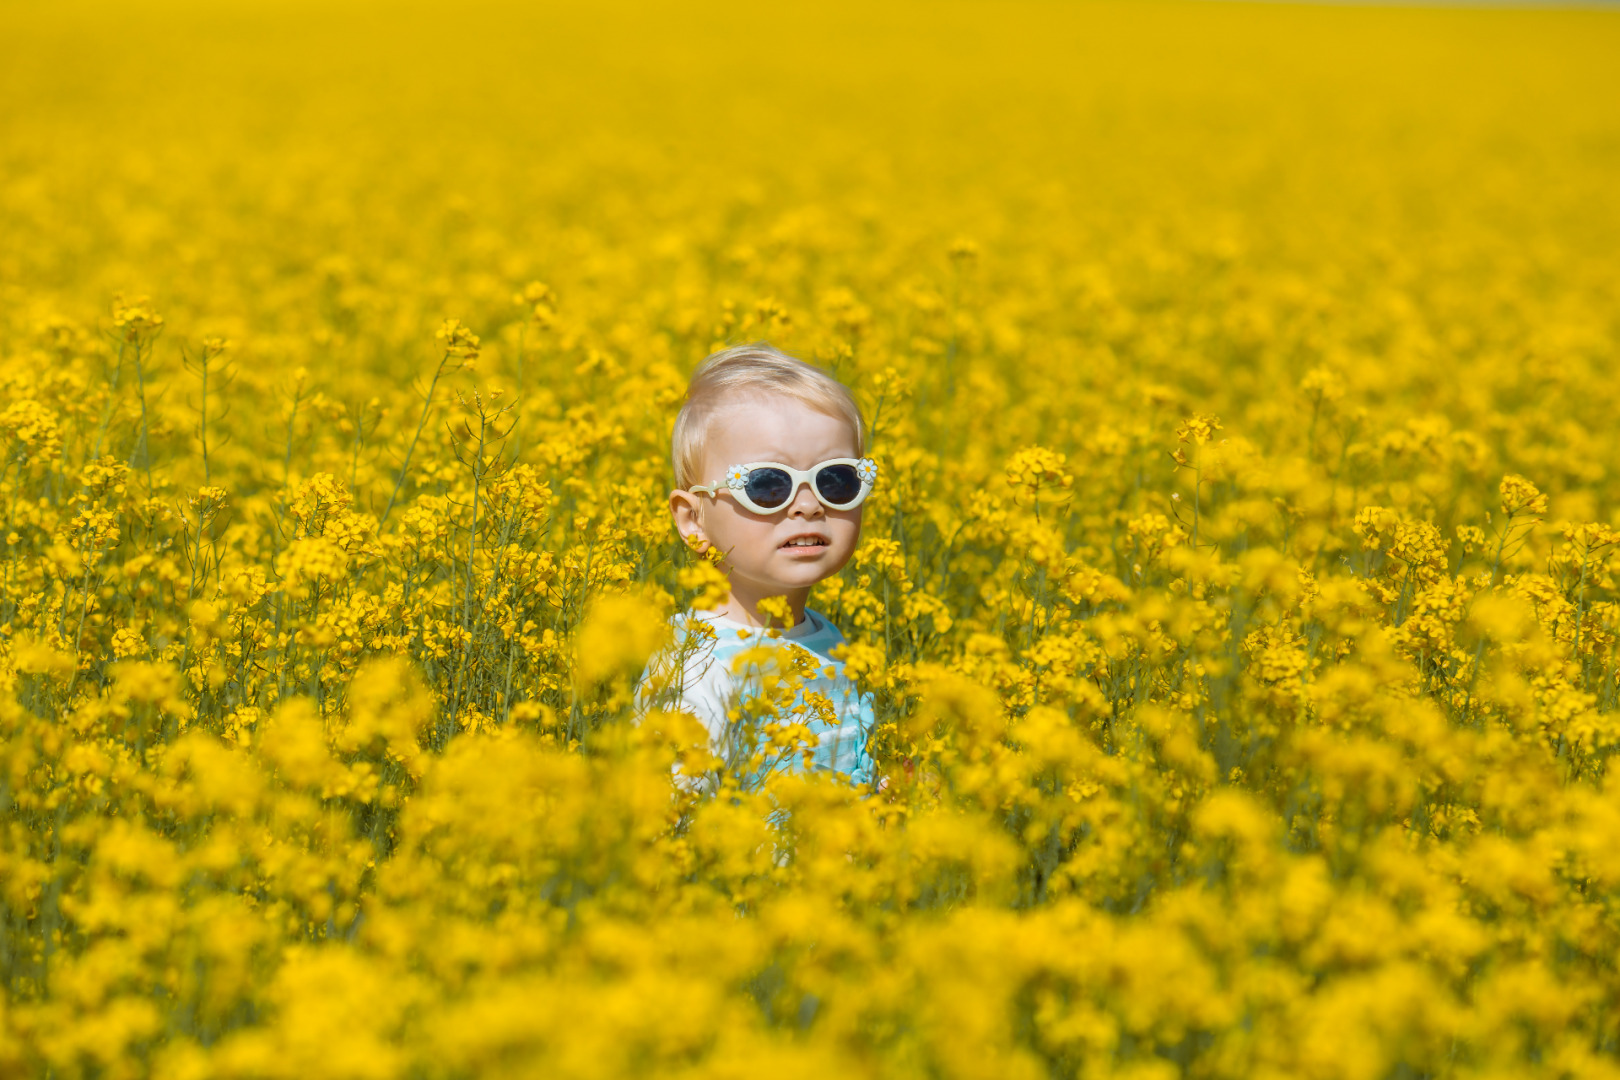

left=815, top=464, right=863, bottom=505
left=744, top=468, right=794, bottom=509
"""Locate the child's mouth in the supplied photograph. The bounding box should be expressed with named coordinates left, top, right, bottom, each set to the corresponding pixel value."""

left=782, top=536, right=829, bottom=548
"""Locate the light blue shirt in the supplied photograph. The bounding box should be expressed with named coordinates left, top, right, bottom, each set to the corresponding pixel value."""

left=640, top=607, right=876, bottom=790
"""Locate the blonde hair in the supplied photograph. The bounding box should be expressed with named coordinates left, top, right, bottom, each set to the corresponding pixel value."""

left=671, top=343, right=865, bottom=490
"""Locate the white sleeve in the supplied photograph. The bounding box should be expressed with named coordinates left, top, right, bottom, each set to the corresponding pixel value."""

left=637, top=630, right=735, bottom=752
left=676, top=645, right=734, bottom=751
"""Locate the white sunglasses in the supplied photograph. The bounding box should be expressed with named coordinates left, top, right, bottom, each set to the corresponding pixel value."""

left=690, top=457, right=878, bottom=515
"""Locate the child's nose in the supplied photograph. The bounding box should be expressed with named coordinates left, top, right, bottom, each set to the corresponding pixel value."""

left=787, top=482, right=824, bottom=517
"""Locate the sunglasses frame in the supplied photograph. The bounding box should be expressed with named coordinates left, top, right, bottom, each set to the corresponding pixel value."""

left=690, top=457, right=878, bottom=515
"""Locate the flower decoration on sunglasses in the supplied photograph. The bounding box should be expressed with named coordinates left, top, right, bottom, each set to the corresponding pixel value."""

left=857, top=458, right=879, bottom=485
left=725, top=464, right=751, bottom=490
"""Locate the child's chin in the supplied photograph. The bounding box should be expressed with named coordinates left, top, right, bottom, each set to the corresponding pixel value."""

left=769, top=552, right=837, bottom=579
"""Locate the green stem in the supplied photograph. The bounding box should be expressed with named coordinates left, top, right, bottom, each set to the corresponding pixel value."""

left=381, top=355, right=451, bottom=527
left=132, top=339, right=154, bottom=492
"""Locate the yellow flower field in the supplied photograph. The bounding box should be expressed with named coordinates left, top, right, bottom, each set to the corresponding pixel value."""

left=3, top=0, right=1620, bottom=1075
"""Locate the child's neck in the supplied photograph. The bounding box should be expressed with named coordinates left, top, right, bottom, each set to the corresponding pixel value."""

left=715, top=584, right=809, bottom=629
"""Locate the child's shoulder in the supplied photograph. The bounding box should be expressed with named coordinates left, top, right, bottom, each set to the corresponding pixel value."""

left=669, top=608, right=846, bottom=653
left=669, top=609, right=751, bottom=654
left=792, top=608, right=848, bottom=649
left=669, top=608, right=721, bottom=641
left=802, top=607, right=841, bottom=634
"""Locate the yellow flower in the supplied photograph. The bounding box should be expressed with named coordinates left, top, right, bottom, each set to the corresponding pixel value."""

left=435, top=318, right=481, bottom=366
left=1499, top=473, right=1547, bottom=518
left=575, top=591, right=671, bottom=688
left=2, top=8, right=1617, bottom=1076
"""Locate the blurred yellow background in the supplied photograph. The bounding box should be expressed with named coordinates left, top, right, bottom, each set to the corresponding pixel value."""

left=3, top=2, right=1620, bottom=1077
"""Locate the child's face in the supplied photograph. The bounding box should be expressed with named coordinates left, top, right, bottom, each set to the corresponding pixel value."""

left=671, top=393, right=863, bottom=611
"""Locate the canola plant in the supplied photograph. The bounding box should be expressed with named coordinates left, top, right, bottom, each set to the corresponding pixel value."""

left=2, top=1, right=1620, bottom=1076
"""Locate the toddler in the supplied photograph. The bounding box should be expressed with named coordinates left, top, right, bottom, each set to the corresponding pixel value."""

left=641, top=343, right=879, bottom=792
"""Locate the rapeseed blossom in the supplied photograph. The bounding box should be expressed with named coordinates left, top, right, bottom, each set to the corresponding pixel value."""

left=1, top=0, right=1619, bottom=1077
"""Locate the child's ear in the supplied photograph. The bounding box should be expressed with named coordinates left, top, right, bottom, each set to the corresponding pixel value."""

left=669, top=489, right=708, bottom=550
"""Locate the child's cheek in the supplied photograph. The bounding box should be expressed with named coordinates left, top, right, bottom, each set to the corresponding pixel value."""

left=842, top=508, right=863, bottom=549
left=725, top=512, right=778, bottom=562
